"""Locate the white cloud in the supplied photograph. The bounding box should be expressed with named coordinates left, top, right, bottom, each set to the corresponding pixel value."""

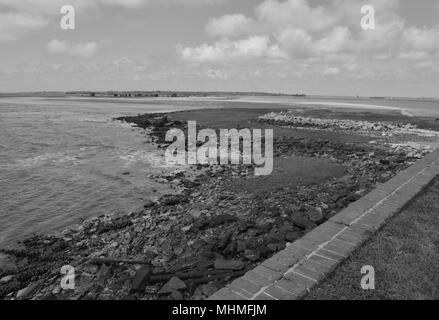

left=47, top=39, right=99, bottom=58
left=399, top=51, right=429, bottom=61
left=0, top=0, right=227, bottom=41
left=275, top=26, right=350, bottom=58
left=403, top=26, right=439, bottom=52
left=206, top=14, right=256, bottom=37
left=0, top=12, right=48, bottom=42
left=178, top=35, right=286, bottom=63
left=46, top=39, right=67, bottom=53
left=0, top=0, right=226, bottom=13
left=314, top=27, right=351, bottom=55
left=255, top=0, right=338, bottom=32
left=177, top=0, right=439, bottom=84
left=206, top=68, right=228, bottom=79
left=323, top=66, right=340, bottom=75
left=276, top=28, right=313, bottom=58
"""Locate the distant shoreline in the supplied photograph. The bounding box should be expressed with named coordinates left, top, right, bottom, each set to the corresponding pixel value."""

left=2, top=94, right=439, bottom=119
left=0, top=91, right=438, bottom=102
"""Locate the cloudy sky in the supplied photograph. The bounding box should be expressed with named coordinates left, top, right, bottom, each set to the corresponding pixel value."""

left=1, top=0, right=439, bottom=97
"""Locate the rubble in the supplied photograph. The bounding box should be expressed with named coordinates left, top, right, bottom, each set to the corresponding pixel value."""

left=259, top=110, right=439, bottom=138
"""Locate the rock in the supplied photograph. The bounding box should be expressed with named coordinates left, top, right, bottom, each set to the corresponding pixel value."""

left=131, top=265, right=152, bottom=292
left=267, top=228, right=286, bottom=243
left=238, top=220, right=255, bottom=232
left=143, top=200, right=155, bottom=208
left=0, top=275, right=14, bottom=284
left=189, top=209, right=202, bottom=219
left=153, top=116, right=168, bottom=127
left=52, top=285, right=61, bottom=295
left=158, top=277, right=187, bottom=294
left=407, top=142, right=421, bottom=150
left=97, top=264, right=113, bottom=287
left=285, top=231, right=302, bottom=242
left=307, top=207, right=324, bottom=224
left=181, top=225, right=192, bottom=233
left=267, top=242, right=286, bottom=252
left=192, top=219, right=208, bottom=231
left=192, top=287, right=204, bottom=300
left=243, top=249, right=261, bottom=262
left=170, top=290, right=184, bottom=300
left=161, top=194, right=188, bottom=206
left=291, top=212, right=317, bottom=230
left=208, top=214, right=237, bottom=228
left=196, top=259, right=214, bottom=270
left=144, top=285, right=159, bottom=295
left=214, top=259, right=245, bottom=271
left=16, top=282, right=39, bottom=299
left=174, top=247, right=184, bottom=256
left=236, top=240, right=247, bottom=253
left=81, top=264, right=99, bottom=274
left=223, top=241, right=237, bottom=257
left=201, top=284, right=218, bottom=296
left=216, top=232, right=232, bottom=251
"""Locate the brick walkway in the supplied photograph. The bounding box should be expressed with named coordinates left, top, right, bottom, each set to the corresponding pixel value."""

left=208, top=149, right=439, bottom=300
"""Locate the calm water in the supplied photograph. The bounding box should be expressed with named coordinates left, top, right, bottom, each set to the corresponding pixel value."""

left=0, top=96, right=438, bottom=247
left=0, top=97, right=219, bottom=246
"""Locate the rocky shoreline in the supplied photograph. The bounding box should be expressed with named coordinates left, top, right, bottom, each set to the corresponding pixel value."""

left=259, top=110, right=439, bottom=139
left=0, top=109, right=435, bottom=300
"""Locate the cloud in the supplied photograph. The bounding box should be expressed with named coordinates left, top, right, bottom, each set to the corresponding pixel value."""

left=206, top=14, right=256, bottom=37
left=206, top=69, right=228, bottom=79
left=176, top=0, right=439, bottom=84
left=323, top=66, right=340, bottom=75
left=0, top=0, right=227, bottom=41
left=178, top=35, right=286, bottom=63
left=0, top=12, right=48, bottom=42
left=47, top=39, right=99, bottom=58
left=0, top=0, right=226, bottom=13
left=255, top=0, right=338, bottom=32
left=398, top=51, right=429, bottom=61
left=275, top=28, right=313, bottom=58
left=403, top=26, right=439, bottom=52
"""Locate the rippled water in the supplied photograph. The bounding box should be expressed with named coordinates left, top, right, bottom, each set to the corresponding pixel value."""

left=0, top=97, right=215, bottom=246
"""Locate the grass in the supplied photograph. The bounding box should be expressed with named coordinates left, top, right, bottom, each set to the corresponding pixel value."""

left=307, top=178, right=439, bottom=300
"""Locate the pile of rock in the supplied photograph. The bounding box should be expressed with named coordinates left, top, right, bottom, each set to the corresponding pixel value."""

left=259, top=111, right=439, bottom=138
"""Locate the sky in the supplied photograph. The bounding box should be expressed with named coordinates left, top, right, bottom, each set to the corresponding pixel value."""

left=0, top=0, right=439, bottom=97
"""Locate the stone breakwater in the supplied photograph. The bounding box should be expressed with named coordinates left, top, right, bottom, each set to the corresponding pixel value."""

left=0, top=111, right=435, bottom=301
left=259, top=111, right=439, bottom=138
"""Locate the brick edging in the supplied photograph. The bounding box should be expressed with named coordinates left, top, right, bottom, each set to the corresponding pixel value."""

left=208, top=149, right=439, bottom=300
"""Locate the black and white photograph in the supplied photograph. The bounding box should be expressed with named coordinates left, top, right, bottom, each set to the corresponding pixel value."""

left=1, top=0, right=439, bottom=308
